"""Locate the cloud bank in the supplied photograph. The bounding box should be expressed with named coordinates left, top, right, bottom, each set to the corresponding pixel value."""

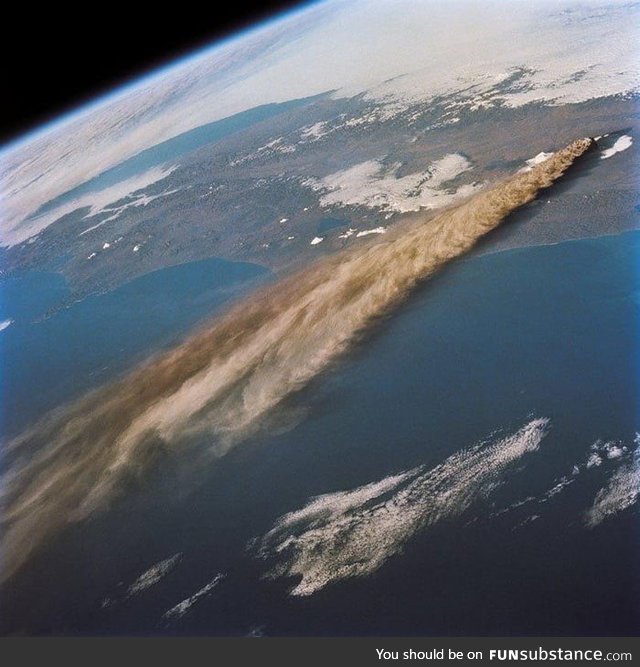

left=251, top=419, right=549, bottom=596
left=2, top=1, right=636, bottom=246
left=585, top=444, right=640, bottom=528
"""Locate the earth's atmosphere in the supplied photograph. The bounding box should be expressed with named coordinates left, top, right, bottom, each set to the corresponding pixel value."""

left=0, top=0, right=639, bottom=636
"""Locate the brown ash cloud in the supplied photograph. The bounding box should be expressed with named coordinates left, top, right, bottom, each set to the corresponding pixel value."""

left=0, top=137, right=595, bottom=583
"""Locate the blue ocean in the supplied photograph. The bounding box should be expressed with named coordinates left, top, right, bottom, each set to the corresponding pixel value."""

left=1, top=230, right=638, bottom=636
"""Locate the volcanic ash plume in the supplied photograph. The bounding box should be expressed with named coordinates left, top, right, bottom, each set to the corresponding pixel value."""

left=0, top=138, right=594, bottom=583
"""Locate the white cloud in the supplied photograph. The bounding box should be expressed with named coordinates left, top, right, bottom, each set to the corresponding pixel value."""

left=163, top=573, right=226, bottom=619
left=585, top=450, right=640, bottom=528
left=586, top=452, right=603, bottom=468
left=305, top=154, right=481, bottom=214
left=600, top=135, right=633, bottom=160
left=519, top=151, right=554, bottom=173
left=356, top=227, right=386, bottom=237
left=251, top=419, right=549, bottom=596
left=127, top=553, right=182, bottom=596
left=539, top=476, right=575, bottom=503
